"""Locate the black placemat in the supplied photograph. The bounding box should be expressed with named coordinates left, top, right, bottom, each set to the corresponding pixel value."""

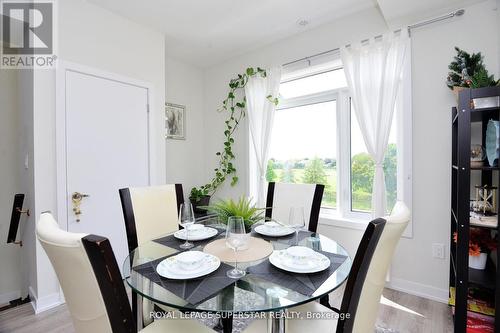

left=133, top=254, right=237, bottom=305
left=153, top=228, right=225, bottom=251
left=247, top=251, right=348, bottom=297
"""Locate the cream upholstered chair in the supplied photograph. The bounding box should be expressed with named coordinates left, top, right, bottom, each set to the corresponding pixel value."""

left=265, top=182, right=324, bottom=232
left=119, top=184, right=184, bottom=251
left=119, top=184, right=184, bottom=326
left=36, top=212, right=213, bottom=333
left=245, top=201, right=410, bottom=333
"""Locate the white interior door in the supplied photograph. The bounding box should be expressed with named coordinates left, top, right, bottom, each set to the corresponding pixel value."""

left=61, top=67, right=150, bottom=271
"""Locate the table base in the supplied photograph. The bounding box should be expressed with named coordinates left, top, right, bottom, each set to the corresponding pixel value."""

left=268, top=310, right=286, bottom=333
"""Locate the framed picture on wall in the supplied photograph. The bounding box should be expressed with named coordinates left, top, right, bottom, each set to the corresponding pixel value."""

left=165, top=103, right=185, bottom=139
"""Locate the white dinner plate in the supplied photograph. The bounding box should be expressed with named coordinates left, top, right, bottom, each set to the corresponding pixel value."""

left=269, top=250, right=330, bottom=273
left=254, top=224, right=295, bottom=237
left=156, top=253, right=221, bottom=279
left=173, top=227, right=218, bottom=241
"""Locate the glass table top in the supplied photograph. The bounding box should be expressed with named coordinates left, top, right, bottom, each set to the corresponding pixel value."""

left=123, top=216, right=351, bottom=313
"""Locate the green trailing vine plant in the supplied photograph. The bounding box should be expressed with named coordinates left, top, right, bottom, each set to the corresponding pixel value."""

left=189, top=67, right=279, bottom=203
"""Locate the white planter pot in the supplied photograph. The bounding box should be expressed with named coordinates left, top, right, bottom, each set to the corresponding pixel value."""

left=469, top=253, right=488, bottom=270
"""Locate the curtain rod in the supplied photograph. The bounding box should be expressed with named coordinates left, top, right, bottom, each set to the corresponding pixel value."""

left=282, top=8, right=465, bottom=67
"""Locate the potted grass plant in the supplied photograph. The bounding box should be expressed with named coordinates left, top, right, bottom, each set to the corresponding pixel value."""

left=202, top=197, right=265, bottom=233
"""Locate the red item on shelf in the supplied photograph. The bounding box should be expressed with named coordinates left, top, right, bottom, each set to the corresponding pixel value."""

left=466, top=311, right=494, bottom=333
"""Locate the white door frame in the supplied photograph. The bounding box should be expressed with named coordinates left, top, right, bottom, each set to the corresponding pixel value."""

left=56, top=61, right=154, bottom=231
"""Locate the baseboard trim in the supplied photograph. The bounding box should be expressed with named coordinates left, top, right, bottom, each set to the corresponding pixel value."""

left=386, top=278, right=449, bottom=304
left=28, top=286, right=64, bottom=314
left=0, top=290, right=21, bottom=306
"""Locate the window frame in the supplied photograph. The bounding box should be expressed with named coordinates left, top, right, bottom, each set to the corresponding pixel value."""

left=253, top=63, right=412, bottom=237
left=275, top=86, right=341, bottom=211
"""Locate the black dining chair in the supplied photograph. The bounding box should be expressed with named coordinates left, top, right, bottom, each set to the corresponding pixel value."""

left=246, top=201, right=411, bottom=333
left=119, top=184, right=234, bottom=333
left=36, top=212, right=214, bottom=333
left=265, top=182, right=324, bottom=232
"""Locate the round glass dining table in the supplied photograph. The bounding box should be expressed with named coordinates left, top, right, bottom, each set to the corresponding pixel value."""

left=123, top=216, right=352, bottom=333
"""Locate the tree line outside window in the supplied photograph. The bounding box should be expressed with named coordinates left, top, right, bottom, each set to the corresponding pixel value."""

left=265, top=143, right=397, bottom=212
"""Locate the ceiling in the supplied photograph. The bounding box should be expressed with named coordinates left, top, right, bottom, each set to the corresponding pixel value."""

left=88, top=0, right=486, bottom=68
left=87, top=0, right=377, bottom=67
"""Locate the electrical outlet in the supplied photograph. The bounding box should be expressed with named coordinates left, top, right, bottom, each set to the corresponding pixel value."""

left=432, top=243, right=445, bottom=259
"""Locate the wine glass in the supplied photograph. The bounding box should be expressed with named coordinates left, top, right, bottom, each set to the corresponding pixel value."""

left=178, top=203, right=195, bottom=249
left=288, top=207, right=306, bottom=245
left=225, top=216, right=249, bottom=278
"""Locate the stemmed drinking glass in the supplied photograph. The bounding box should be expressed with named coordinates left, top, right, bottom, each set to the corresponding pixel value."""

left=288, top=207, right=306, bottom=245
left=225, top=216, right=249, bottom=278
left=178, top=203, right=195, bottom=249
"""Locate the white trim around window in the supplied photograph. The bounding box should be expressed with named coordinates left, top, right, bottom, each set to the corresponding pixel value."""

left=250, top=61, right=413, bottom=238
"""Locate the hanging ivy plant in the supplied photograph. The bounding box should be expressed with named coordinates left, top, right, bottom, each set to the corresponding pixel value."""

left=189, top=67, right=279, bottom=203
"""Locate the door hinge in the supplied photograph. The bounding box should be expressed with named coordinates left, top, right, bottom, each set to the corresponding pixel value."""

left=146, top=104, right=150, bottom=113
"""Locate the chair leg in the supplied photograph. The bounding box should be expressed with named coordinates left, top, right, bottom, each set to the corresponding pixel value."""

left=220, top=314, right=233, bottom=333
left=320, top=295, right=330, bottom=308
left=132, top=293, right=139, bottom=327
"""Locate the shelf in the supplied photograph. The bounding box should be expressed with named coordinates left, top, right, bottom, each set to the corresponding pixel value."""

left=469, top=257, right=497, bottom=290
left=464, top=307, right=496, bottom=319
left=470, top=166, right=499, bottom=171
left=452, top=87, right=500, bottom=333
left=472, top=106, right=500, bottom=112
left=451, top=165, right=499, bottom=171
left=470, top=221, right=498, bottom=230
left=470, top=87, right=500, bottom=99
left=470, top=107, right=499, bottom=122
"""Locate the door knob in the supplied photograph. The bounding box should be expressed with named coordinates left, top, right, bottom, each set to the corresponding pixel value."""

left=72, top=192, right=89, bottom=222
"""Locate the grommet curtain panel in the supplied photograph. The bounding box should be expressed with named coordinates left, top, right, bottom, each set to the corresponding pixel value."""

left=341, top=33, right=408, bottom=217
left=246, top=67, right=282, bottom=206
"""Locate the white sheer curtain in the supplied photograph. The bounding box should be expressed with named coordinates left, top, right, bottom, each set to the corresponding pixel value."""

left=341, top=33, right=408, bottom=217
left=246, top=67, right=281, bottom=206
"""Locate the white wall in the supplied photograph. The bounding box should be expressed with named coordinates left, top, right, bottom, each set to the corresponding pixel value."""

left=203, top=7, right=388, bottom=200
left=202, top=1, right=499, bottom=302
left=389, top=0, right=498, bottom=301
left=0, top=65, right=23, bottom=304
left=30, top=0, right=166, bottom=312
left=165, top=57, right=205, bottom=198
left=498, top=0, right=500, bottom=73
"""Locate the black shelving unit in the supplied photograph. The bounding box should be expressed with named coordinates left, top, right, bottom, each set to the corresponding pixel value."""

left=451, top=86, right=500, bottom=332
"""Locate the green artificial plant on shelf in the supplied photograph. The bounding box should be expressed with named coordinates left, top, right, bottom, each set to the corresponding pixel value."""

left=189, top=67, right=279, bottom=204
left=446, top=47, right=498, bottom=90
left=201, top=197, right=265, bottom=232
left=469, top=67, right=497, bottom=89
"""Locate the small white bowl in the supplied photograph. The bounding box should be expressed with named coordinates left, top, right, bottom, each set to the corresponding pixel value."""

left=187, top=224, right=205, bottom=234
left=264, top=221, right=281, bottom=230
left=286, top=246, right=315, bottom=264
left=175, top=251, right=206, bottom=271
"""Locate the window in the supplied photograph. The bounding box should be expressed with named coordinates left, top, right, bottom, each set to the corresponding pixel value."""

left=261, top=61, right=411, bottom=223
left=267, top=100, right=337, bottom=208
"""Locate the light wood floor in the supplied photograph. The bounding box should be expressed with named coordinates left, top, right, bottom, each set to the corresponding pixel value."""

left=0, top=288, right=453, bottom=333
